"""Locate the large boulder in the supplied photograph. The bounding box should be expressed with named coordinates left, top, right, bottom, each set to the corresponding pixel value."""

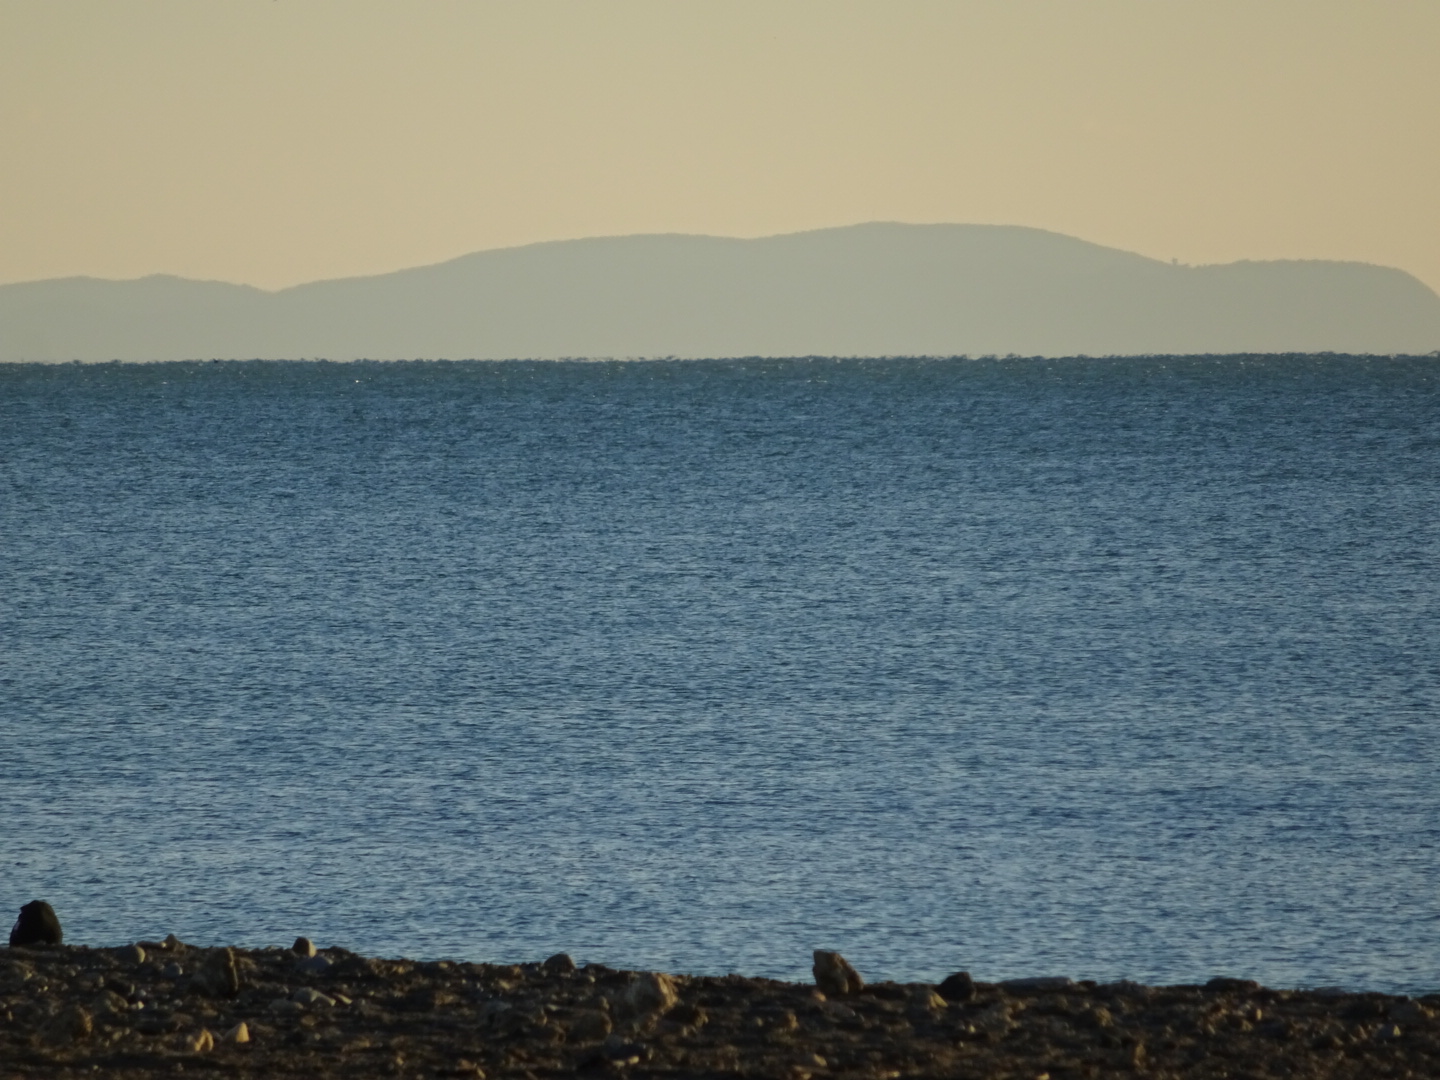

left=813, top=950, right=864, bottom=996
left=9, top=900, right=63, bottom=946
left=938, top=970, right=976, bottom=1002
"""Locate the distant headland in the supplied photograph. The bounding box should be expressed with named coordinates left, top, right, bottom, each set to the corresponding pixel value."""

left=2, top=223, right=1438, bottom=361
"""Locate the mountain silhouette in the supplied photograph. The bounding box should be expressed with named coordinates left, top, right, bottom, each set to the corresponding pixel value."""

left=3, top=223, right=1438, bottom=361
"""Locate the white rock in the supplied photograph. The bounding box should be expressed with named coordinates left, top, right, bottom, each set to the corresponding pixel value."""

left=187, top=1028, right=215, bottom=1053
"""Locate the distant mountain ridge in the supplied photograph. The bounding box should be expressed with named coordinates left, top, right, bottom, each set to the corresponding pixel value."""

left=3, top=223, right=1438, bottom=361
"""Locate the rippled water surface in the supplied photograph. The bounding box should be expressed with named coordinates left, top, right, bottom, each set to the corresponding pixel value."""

left=3, top=356, right=1438, bottom=992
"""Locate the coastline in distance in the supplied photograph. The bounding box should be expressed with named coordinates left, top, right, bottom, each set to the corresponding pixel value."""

left=2, top=222, right=1439, bottom=361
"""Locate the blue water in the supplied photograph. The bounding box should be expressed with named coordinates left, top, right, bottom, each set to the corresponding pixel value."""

left=2, top=356, right=1438, bottom=993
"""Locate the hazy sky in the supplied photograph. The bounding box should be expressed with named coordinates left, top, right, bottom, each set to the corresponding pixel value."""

left=3, top=1, right=1437, bottom=291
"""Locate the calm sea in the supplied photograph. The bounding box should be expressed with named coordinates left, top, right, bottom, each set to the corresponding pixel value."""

left=2, top=356, right=1438, bottom=992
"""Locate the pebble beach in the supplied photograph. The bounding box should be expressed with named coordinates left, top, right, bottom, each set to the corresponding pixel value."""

left=4, top=931, right=1439, bottom=1079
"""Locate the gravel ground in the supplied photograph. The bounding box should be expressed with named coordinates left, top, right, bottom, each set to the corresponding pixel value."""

left=4, top=938, right=1439, bottom=1078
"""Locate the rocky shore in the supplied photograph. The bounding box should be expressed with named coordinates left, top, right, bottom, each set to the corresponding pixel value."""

left=4, top=935, right=1438, bottom=1079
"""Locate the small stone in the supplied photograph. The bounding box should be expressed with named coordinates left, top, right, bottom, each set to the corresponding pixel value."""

left=812, top=950, right=864, bottom=996
left=999, top=976, right=1073, bottom=991
left=1205, top=977, right=1259, bottom=992
left=1374, top=1023, right=1404, bottom=1041
left=191, top=947, right=240, bottom=998
left=188, top=1028, right=215, bottom=1052
left=1099, top=979, right=1151, bottom=998
left=223, top=1021, right=250, bottom=1044
left=269, top=997, right=305, bottom=1015
left=291, top=987, right=335, bottom=1006
left=667, top=1002, right=707, bottom=1027
left=161, top=962, right=185, bottom=979
left=972, top=1001, right=1019, bottom=1035
left=118, top=944, right=146, bottom=965
left=495, top=1005, right=548, bottom=1038
left=1391, top=999, right=1432, bottom=1024
left=622, top=971, right=678, bottom=1016
left=8, top=900, right=63, bottom=947
left=42, top=1004, right=92, bottom=1046
left=601, top=1037, right=647, bottom=1065
left=477, top=999, right=512, bottom=1028
left=764, top=1007, right=799, bottom=1033
left=543, top=952, right=577, bottom=974
left=910, top=987, right=947, bottom=1011
left=938, top=971, right=976, bottom=1003
left=93, top=989, right=130, bottom=1016
left=292, top=936, right=316, bottom=957
left=823, top=1001, right=858, bottom=1022
left=568, top=1009, right=613, bottom=1042
left=162, top=933, right=186, bottom=952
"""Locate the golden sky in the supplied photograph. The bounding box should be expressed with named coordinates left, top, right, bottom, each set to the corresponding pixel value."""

left=2, top=1, right=1437, bottom=291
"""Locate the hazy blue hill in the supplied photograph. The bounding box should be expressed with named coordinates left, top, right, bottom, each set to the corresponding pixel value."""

left=3, top=223, right=1438, bottom=360
left=0, top=274, right=271, bottom=362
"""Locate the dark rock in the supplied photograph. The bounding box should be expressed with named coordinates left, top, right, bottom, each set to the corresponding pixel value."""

left=189, top=947, right=240, bottom=998
left=909, top=987, right=948, bottom=1012
left=399, top=987, right=455, bottom=1011
left=1390, top=999, right=1433, bottom=1024
left=437, top=1061, right=484, bottom=1078
left=812, top=950, right=864, bottom=996
left=999, top=975, right=1074, bottom=991
left=42, top=1004, right=92, bottom=1046
left=938, top=971, right=976, bottom=1003
left=292, top=936, right=317, bottom=957
left=328, top=954, right=381, bottom=980
left=9, top=900, right=63, bottom=947
left=543, top=952, right=577, bottom=974
left=600, top=1037, right=649, bottom=1065
left=1206, top=977, right=1260, bottom=992
left=666, top=1001, right=707, bottom=1027
left=619, top=971, right=678, bottom=1017
left=568, top=1009, right=614, bottom=1043
left=295, top=953, right=332, bottom=975
left=93, top=989, right=130, bottom=1016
